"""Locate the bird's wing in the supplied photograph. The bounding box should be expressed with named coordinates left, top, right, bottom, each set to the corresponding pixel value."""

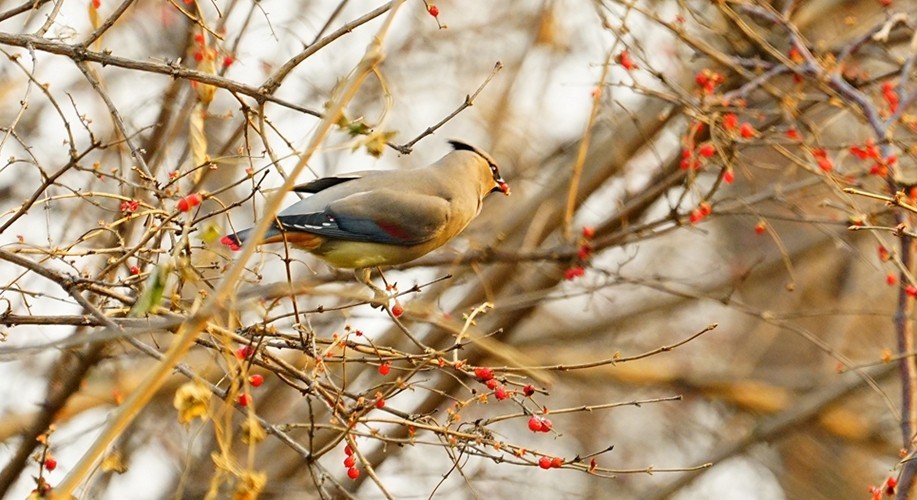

left=276, top=188, right=450, bottom=246
left=291, top=173, right=367, bottom=193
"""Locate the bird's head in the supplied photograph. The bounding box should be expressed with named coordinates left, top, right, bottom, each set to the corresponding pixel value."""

left=448, top=140, right=510, bottom=196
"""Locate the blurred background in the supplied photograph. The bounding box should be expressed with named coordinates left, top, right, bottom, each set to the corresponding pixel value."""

left=1, top=0, right=915, bottom=498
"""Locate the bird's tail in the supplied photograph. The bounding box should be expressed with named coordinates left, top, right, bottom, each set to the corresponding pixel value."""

left=220, top=226, right=281, bottom=251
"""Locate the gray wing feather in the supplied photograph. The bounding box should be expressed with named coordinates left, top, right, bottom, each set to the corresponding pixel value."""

left=276, top=189, right=450, bottom=246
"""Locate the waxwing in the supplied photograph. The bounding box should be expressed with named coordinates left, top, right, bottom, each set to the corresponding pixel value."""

left=221, top=141, right=509, bottom=297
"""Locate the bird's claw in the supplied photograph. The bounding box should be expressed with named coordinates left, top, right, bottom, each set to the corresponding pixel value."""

left=355, top=268, right=389, bottom=308
left=369, top=289, right=389, bottom=309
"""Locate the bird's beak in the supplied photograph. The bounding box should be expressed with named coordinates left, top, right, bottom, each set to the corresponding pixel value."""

left=497, top=181, right=511, bottom=196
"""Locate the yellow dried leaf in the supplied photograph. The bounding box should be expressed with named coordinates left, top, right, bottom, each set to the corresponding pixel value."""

left=233, top=470, right=267, bottom=500
left=240, top=419, right=266, bottom=445
left=195, top=57, right=217, bottom=105
left=200, top=220, right=222, bottom=244
left=101, top=450, right=128, bottom=474
left=363, top=130, right=397, bottom=158
left=173, top=381, right=211, bottom=424
left=190, top=103, right=209, bottom=182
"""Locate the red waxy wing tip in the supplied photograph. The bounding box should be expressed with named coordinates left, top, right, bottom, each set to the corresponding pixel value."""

left=221, top=235, right=242, bottom=251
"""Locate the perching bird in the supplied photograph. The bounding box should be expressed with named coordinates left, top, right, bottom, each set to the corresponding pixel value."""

left=221, top=140, right=509, bottom=301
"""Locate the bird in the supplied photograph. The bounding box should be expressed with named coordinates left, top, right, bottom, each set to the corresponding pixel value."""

left=221, top=140, right=510, bottom=303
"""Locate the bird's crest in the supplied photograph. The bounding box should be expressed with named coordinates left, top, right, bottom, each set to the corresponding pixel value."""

left=447, top=140, right=510, bottom=195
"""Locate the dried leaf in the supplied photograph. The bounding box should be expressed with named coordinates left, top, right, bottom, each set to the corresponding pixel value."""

left=194, top=56, right=217, bottom=105
left=190, top=103, right=209, bottom=182
left=129, top=261, right=171, bottom=317
left=200, top=220, right=222, bottom=244
left=240, top=418, right=266, bottom=445
left=173, top=381, right=211, bottom=424
left=101, top=450, right=128, bottom=474
left=233, top=470, right=266, bottom=500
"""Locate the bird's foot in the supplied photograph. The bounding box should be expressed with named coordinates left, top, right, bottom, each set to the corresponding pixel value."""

left=355, top=268, right=396, bottom=309
left=369, top=288, right=389, bottom=309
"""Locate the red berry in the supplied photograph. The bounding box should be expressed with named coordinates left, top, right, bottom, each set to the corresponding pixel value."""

left=886, top=476, right=898, bottom=495
left=485, top=378, right=499, bottom=390
left=697, top=143, right=715, bottom=158
left=237, top=393, right=251, bottom=407
left=679, top=156, right=699, bottom=170
left=222, top=55, right=235, bottom=68
left=427, top=5, right=439, bottom=17
left=539, top=418, right=553, bottom=432
left=538, top=456, right=552, bottom=469
left=344, top=456, right=356, bottom=468
left=786, top=128, right=800, bottom=140
left=754, top=222, right=766, bottom=235
left=564, top=266, right=585, bottom=280
left=723, top=170, right=734, bottom=184
left=581, top=226, right=595, bottom=239
left=577, top=244, right=592, bottom=260
left=129, top=266, right=140, bottom=275
left=739, top=122, right=756, bottom=139
left=551, top=457, right=563, bottom=468
left=344, top=445, right=354, bottom=456
left=248, top=374, right=264, bottom=387
left=689, top=209, right=704, bottom=224
left=528, top=416, right=544, bottom=432
left=698, top=202, right=712, bottom=216
left=816, top=155, right=833, bottom=172
left=850, top=144, right=877, bottom=160
left=879, top=246, right=891, bottom=262
left=44, top=457, right=57, bottom=471
left=695, top=71, right=709, bottom=88
left=120, top=199, right=140, bottom=214
left=375, top=398, right=385, bottom=408
left=883, top=81, right=899, bottom=113
left=523, top=384, right=535, bottom=397
left=494, top=386, right=508, bottom=400
left=235, top=345, right=254, bottom=360
left=177, top=193, right=202, bottom=212
left=391, top=303, right=404, bottom=317
left=91, top=0, right=101, bottom=8
left=616, top=50, right=637, bottom=70
left=722, top=113, right=738, bottom=131
left=474, top=367, right=495, bottom=381
left=695, top=70, right=723, bottom=94
left=887, top=273, right=897, bottom=286
left=347, top=467, right=360, bottom=479
left=906, top=285, right=917, bottom=298
left=378, top=363, right=391, bottom=375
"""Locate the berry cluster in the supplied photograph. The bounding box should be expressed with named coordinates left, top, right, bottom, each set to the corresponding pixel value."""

left=564, top=226, right=595, bottom=280
left=867, top=476, right=897, bottom=499
left=177, top=193, right=203, bottom=212
left=344, top=444, right=360, bottom=480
